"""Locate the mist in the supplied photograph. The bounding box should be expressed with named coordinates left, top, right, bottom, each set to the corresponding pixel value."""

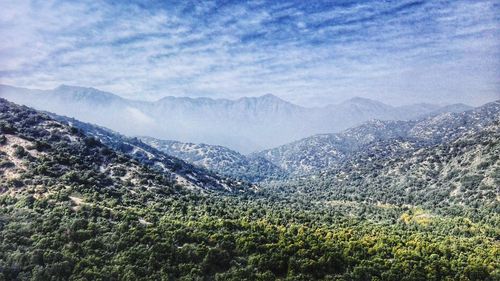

left=0, top=84, right=476, bottom=153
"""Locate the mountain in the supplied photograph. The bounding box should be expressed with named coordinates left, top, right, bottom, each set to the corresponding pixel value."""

left=267, top=101, right=499, bottom=210
left=139, top=136, right=286, bottom=182
left=0, top=98, right=249, bottom=193
left=276, top=117, right=499, bottom=210
left=140, top=101, right=488, bottom=182
left=252, top=120, right=415, bottom=175
left=49, top=115, right=252, bottom=192
left=0, top=84, right=472, bottom=153
left=255, top=101, right=499, bottom=176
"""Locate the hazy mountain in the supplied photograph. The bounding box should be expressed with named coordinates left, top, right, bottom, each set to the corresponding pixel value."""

left=0, top=84, right=472, bottom=153
left=139, top=136, right=286, bottom=182
left=252, top=120, right=414, bottom=175
left=255, top=101, right=499, bottom=175
left=0, top=98, right=250, bottom=192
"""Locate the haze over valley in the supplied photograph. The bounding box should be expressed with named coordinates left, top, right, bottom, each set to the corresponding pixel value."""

left=0, top=84, right=473, bottom=152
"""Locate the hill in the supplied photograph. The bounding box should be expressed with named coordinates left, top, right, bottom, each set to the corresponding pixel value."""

left=48, top=114, right=251, bottom=191
left=266, top=101, right=500, bottom=211
left=0, top=98, right=249, bottom=194
left=255, top=101, right=499, bottom=176
left=139, top=136, right=286, bottom=182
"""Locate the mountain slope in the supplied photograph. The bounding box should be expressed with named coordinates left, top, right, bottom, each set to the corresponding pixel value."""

left=139, top=136, right=287, bottom=182
left=0, top=84, right=472, bottom=153
left=253, top=120, right=414, bottom=175
left=275, top=119, right=499, bottom=210
left=255, top=101, right=499, bottom=175
left=0, top=98, right=249, bottom=193
left=47, top=114, right=251, bottom=192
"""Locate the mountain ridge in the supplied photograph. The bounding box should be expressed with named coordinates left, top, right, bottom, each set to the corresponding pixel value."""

left=139, top=136, right=287, bottom=182
left=254, top=100, right=499, bottom=175
left=48, top=113, right=252, bottom=192
left=0, top=84, right=475, bottom=153
left=276, top=116, right=499, bottom=210
left=0, top=84, right=478, bottom=110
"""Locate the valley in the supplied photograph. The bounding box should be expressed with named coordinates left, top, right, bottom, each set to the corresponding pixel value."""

left=0, top=97, right=498, bottom=280
left=1, top=1, right=498, bottom=280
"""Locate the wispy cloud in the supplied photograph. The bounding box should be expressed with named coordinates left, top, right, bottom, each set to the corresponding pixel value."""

left=0, top=0, right=498, bottom=106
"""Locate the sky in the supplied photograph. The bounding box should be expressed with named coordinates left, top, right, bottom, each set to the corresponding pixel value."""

left=0, top=0, right=499, bottom=106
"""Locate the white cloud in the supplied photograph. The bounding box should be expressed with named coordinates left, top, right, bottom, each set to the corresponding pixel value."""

left=0, top=0, right=498, bottom=106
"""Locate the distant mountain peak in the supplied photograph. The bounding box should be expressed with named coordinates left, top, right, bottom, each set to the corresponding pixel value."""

left=341, top=96, right=387, bottom=106
left=260, top=93, right=281, bottom=100
left=53, top=84, right=123, bottom=103
left=55, top=84, right=96, bottom=91
left=157, top=94, right=289, bottom=105
left=235, top=93, right=286, bottom=102
left=235, top=93, right=300, bottom=109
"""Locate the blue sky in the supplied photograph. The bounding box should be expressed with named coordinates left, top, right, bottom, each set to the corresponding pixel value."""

left=0, top=0, right=498, bottom=106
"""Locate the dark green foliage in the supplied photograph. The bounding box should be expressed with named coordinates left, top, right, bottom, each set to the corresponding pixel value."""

left=0, top=121, right=16, bottom=134
left=13, top=146, right=27, bottom=158
left=1, top=190, right=498, bottom=281
left=0, top=160, right=14, bottom=169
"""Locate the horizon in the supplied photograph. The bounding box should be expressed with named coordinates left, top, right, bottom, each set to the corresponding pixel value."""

left=0, top=80, right=481, bottom=153
left=1, top=0, right=499, bottom=107
left=0, top=83, right=485, bottom=108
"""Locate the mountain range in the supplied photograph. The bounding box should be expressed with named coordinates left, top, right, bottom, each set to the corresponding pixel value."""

left=140, top=101, right=499, bottom=182
left=0, top=84, right=472, bottom=153
left=2, top=96, right=496, bottom=208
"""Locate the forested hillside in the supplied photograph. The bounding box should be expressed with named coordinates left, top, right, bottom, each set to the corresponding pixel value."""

left=48, top=114, right=250, bottom=191
left=255, top=101, right=500, bottom=176
left=269, top=120, right=499, bottom=210
left=0, top=99, right=498, bottom=280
